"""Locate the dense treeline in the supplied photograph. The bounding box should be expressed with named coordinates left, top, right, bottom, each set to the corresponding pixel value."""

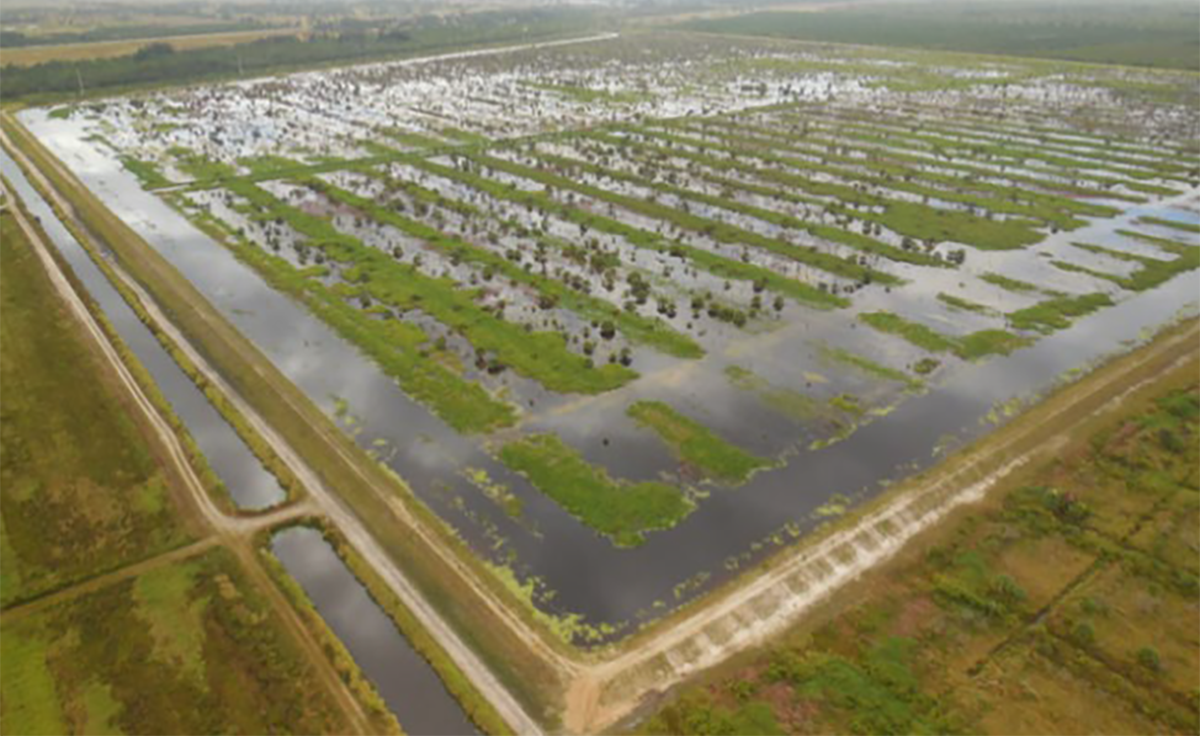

left=0, top=21, right=272, bottom=47
left=682, top=1, right=1200, bottom=70
left=0, top=8, right=598, bottom=101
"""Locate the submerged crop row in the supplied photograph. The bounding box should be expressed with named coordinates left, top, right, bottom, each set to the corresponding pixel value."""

left=33, top=31, right=1200, bottom=555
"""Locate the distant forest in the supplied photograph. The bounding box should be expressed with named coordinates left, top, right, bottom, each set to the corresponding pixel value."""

left=681, top=1, right=1200, bottom=71
left=0, top=8, right=599, bottom=101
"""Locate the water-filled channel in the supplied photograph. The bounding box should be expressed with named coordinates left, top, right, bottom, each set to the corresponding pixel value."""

left=17, top=111, right=1200, bottom=638
left=271, top=526, right=479, bottom=736
left=0, top=147, right=286, bottom=511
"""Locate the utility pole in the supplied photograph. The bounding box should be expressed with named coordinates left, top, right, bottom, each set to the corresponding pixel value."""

left=76, top=67, right=84, bottom=98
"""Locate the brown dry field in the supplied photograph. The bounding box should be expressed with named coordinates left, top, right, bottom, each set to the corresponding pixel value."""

left=1, top=27, right=300, bottom=67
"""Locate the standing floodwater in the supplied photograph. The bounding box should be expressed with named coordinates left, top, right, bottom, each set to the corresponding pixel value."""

left=271, top=526, right=479, bottom=736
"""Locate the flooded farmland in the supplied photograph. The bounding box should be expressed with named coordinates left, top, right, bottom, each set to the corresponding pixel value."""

left=20, top=30, right=1200, bottom=644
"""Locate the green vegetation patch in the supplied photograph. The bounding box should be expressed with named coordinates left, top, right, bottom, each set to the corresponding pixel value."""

left=0, top=548, right=360, bottom=735
left=119, top=155, right=171, bottom=189
left=1136, top=216, right=1200, bottom=235
left=818, top=344, right=923, bottom=390
left=498, top=433, right=694, bottom=546
left=1008, top=292, right=1114, bottom=334
left=938, top=292, right=993, bottom=314
left=179, top=187, right=516, bottom=433
left=525, top=81, right=650, bottom=105
left=1060, top=239, right=1199, bottom=292
left=627, top=400, right=774, bottom=484
left=981, top=271, right=1041, bottom=293
left=860, top=311, right=1030, bottom=361
left=0, top=213, right=189, bottom=606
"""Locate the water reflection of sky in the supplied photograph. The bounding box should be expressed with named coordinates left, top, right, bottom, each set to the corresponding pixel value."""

left=19, top=108, right=1200, bottom=642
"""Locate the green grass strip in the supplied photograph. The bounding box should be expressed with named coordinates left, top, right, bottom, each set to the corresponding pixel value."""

left=498, top=433, right=694, bottom=547
left=1135, top=216, right=1200, bottom=235
left=627, top=400, right=774, bottom=484
left=860, top=311, right=1030, bottom=360
left=1060, top=239, right=1199, bottom=292
left=980, top=271, right=1041, bottom=293
left=937, top=292, right=993, bottom=314
left=1008, top=292, right=1113, bottom=333
left=818, top=344, right=923, bottom=390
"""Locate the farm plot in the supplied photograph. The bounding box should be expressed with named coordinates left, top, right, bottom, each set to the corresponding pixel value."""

left=0, top=209, right=193, bottom=608
left=24, top=30, right=1200, bottom=639
left=1, top=547, right=362, bottom=735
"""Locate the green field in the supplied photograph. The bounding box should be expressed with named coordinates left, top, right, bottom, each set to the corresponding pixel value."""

left=1, top=548, right=359, bottom=735
left=680, top=1, right=1200, bottom=70
left=643, top=363, right=1200, bottom=735
left=0, top=210, right=191, bottom=607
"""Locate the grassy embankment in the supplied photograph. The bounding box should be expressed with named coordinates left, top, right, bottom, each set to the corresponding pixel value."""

left=642, top=359, right=1199, bottom=735
left=499, top=433, right=694, bottom=547
left=0, top=209, right=192, bottom=607
left=2, top=116, right=571, bottom=724
left=2, top=547, right=371, bottom=735
left=627, top=401, right=774, bottom=484
left=261, top=520, right=514, bottom=736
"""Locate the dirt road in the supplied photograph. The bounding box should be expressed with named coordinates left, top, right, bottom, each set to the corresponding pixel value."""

left=1, top=178, right=375, bottom=735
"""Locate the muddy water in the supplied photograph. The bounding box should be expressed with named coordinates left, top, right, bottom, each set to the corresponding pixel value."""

left=0, top=148, right=286, bottom=511
left=271, top=527, right=479, bottom=736
left=19, top=111, right=1200, bottom=641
